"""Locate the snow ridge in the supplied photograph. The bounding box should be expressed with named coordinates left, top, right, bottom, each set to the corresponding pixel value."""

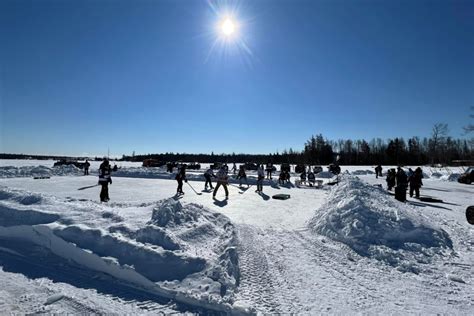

left=310, top=176, right=453, bottom=272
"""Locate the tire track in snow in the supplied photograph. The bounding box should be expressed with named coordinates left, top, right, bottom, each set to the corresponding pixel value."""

left=235, top=223, right=468, bottom=314
left=235, top=224, right=284, bottom=314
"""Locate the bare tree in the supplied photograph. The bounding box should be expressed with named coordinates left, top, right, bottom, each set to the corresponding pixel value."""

left=463, top=106, right=474, bottom=134
left=429, top=123, right=449, bottom=164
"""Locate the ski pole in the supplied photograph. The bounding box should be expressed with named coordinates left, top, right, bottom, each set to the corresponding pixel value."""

left=186, top=181, right=202, bottom=195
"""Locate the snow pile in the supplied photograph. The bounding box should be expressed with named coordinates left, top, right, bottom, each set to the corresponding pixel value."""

left=447, top=173, right=461, bottom=182
left=148, top=199, right=239, bottom=297
left=0, top=165, right=83, bottom=178
left=315, top=171, right=336, bottom=179
left=350, top=169, right=374, bottom=175
left=310, top=177, right=453, bottom=272
left=0, top=188, right=240, bottom=310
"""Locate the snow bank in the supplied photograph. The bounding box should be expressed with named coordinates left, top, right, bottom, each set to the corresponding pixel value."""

left=315, top=171, right=336, bottom=179
left=0, top=188, right=242, bottom=312
left=350, top=169, right=375, bottom=175
left=310, top=177, right=452, bottom=272
left=0, top=165, right=83, bottom=178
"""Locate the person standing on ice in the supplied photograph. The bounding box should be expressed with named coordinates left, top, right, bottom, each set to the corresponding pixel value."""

left=256, top=164, right=265, bottom=193
left=237, top=165, right=248, bottom=187
left=175, top=165, right=187, bottom=195
left=98, top=158, right=112, bottom=202
left=409, top=167, right=423, bottom=198
left=213, top=166, right=229, bottom=198
left=204, top=168, right=215, bottom=190
left=308, top=171, right=316, bottom=186
left=84, top=159, right=90, bottom=175
left=386, top=169, right=396, bottom=191
left=231, top=163, right=237, bottom=175
left=375, top=164, right=382, bottom=178
left=266, top=163, right=273, bottom=179
left=395, top=167, right=408, bottom=202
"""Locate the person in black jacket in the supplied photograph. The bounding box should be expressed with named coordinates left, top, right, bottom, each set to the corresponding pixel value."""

left=386, top=169, right=396, bottom=191
left=409, top=167, right=423, bottom=198
left=84, top=160, right=90, bottom=175
left=98, top=158, right=112, bottom=202
left=395, top=167, right=408, bottom=202
left=176, top=165, right=187, bottom=195
left=375, top=164, right=382, bottom=178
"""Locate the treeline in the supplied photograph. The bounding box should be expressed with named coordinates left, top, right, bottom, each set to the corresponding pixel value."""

left=0, top=153, right=116, bottom=161
left=123, top=133, right=473, bottom=166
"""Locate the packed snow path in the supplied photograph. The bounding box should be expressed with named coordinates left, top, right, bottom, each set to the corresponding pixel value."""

left=1, top=170, right=474, bottom=313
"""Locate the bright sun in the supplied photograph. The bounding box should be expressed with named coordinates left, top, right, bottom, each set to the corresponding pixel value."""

left=220, top=18, right=236, bottom=37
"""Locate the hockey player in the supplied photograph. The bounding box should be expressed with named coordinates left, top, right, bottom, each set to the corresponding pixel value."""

left=300, top=171, right=307, bottom=185
left=98, top=158, right=112, bottom=202
left=266, top=163, right=273, bottom=179
left=256, top=164, right=265, bottom=193
left=308, top=171, right=316, bottom=187
left=175, top=165, right=187, bottom=195
left=213, top=166, right=229, bottom=198
left=204, top=168, right=215, bottom=190
left=237, top=165, right=248, bottom=187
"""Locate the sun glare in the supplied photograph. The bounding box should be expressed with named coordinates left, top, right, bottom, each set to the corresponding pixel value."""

left=221, top=18, right=236, bottom=37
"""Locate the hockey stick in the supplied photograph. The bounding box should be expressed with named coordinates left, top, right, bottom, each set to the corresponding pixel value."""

left=78, top=184, right=100, bottom=191
left=239, top=184, right=253, bottom=194
left=186, top=182, right=202, bottom=195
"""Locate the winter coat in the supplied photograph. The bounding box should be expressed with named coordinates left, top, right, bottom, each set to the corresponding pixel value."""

left=409, top=170, right=423, bottom=187
left=216, top=168, right=228, bottom=184
left=176, top=169, right=186, bottom=181
left=396, top=170, right=408, bottom=187
left=257, top=167, right=265, bottom=179
left=205, top=169, right=215, bottom=177
left=98, top=162, right=112, bottom=184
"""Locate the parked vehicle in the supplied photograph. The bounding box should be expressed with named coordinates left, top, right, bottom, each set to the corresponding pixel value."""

left=186, top=162, right=201, bottom=170
left=243, top=162, right=258, bottom=171
left=142, top=159, right=166, bottom=167
left=210, top=162, right=223, bottom=170
left=295, top=164, right=305, bottom=173
left=458, top=167, right=474, bottom=184
left=53, top=159, right=86, bottom=169
left=280, top=163, right=291, bottom=172
left=313, top=166, right=323, bottom=174
left=328, top=164, right=341, bottom=175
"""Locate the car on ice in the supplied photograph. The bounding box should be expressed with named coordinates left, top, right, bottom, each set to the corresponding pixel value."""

left=186, top=162, right=201, bottom=170
left=295, top=164, right=306, bottom=173
left=53, top=159, right=86, bottom=169
left=280, top=163, right=291, bottom=172
left=458, top=167, right=474, bottom=184
left=328, top=164, right=341, bottom=175
left=142, top=159, right=166, bottom=167
left=243, top=162, right=258, bottom=170
left=210, top=162, right=223, bottom=170
left=313, top=166, right=323, bottom=174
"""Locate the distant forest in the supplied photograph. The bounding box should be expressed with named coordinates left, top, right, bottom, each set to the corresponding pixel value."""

left=122, top=134, right=472, bottom=166
left=3, top=125, right=473, bottom=166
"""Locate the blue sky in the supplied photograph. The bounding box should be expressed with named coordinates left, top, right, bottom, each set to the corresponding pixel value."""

left=1, top=0, right=473, bottom=157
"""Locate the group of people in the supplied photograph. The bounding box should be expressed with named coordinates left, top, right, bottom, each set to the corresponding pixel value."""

left=385, top=166, right=423, bottom=202
left=96, top=160, right=424, bottom=204
left=299, top=170, right=318, bottom=186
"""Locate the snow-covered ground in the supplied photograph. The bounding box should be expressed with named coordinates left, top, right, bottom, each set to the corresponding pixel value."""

left=1, top=161, right=473, bottom=314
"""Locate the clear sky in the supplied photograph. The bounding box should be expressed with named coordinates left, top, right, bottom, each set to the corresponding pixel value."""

left=1, top=0, right=473, bottom=157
